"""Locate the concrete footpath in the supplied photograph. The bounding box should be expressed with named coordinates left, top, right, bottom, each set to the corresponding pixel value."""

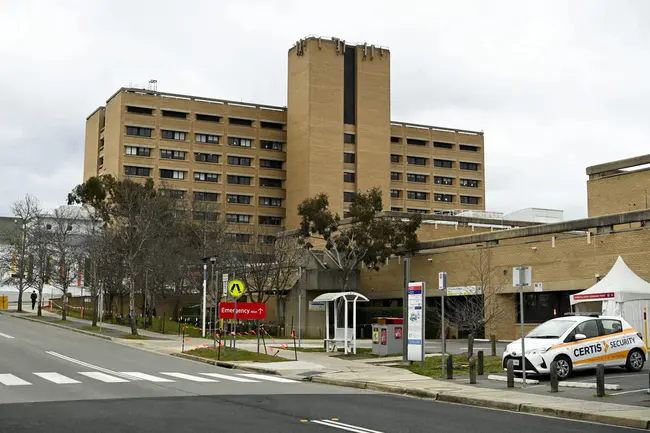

left=4, top=311, right=650, bottom=430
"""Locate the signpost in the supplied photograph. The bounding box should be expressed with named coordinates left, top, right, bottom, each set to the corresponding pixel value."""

left=513, top=265, right=532, bottom=386
left=201, top=264, right=208, bottom=337
left=222, top=273, right=229, bottom=297
left=438, top=272, right=447, bottom=376
left=227, top=279, right=245, bottom=360
left=407, top=281, right=426, bottom=365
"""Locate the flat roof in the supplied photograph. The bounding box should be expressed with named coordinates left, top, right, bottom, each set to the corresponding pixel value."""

left=586, top=154, right=650, bottom=176
left=391, top=121, right=483, bottom=136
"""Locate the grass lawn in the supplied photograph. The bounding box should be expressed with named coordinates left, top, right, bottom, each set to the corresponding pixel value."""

left=398, top=354, right=503, bottom=378
left=80, top=325, right=111, bottom=333
left=119, top=334, right=153, bottom=340
left=186, top=347, right=285, bottom=363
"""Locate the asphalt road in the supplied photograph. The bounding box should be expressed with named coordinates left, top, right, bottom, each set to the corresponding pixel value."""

left=0, top=313, right=635, bottom=432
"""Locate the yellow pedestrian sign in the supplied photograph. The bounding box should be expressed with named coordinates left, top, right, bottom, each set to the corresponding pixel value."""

left=228, top=280, right=245, bottom=298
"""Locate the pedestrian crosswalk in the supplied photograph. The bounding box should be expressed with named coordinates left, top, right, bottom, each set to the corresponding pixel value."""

left=0, top=371, right=298, bottom=387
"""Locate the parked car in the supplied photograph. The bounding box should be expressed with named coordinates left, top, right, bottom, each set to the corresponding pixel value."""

left=502, top=314, right=646, bottom=379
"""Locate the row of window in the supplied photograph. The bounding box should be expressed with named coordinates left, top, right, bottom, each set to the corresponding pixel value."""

left=125, top=146, right=283, bottom=168
left=390, top=154, right=480, bottom=171
left=389, top=172, right=480, bottom=187
left=125, top=126, right=284, bottom=151
left=126, top=106, right=285, bottom=130
left=389, top=190, right=481, bottom=204
left=124, top=166, right=283, bottom=187
left=161, top=189, right=283, bottom=207
left=391, top=137, right=480, bottom=152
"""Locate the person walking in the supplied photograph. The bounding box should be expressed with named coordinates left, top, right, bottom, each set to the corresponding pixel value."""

left=30, top=291, right=37, bottom=310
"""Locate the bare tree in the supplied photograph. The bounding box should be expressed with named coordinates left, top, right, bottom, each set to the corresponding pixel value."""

left=27, top=216, right=53, bottom=317
left=440, top=247, right=510, bottom=338
left=0, top=195, right=42, bottom=312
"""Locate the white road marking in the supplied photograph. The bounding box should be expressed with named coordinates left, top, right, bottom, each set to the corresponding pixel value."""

left=120, top=372, right=174, bottom=383
left=34, top=372, right=80, bottom=384
left=0, top=374, right=31, bottom=386
left=79, top=372, right=129, bottom=383
left=238, top=374, right=297, bottom=383
left=610, top=388, right=649, bottom=396
left=200, top=373, right=258, bottom=382
left=160, top=372, right=217, bottom=382
left=45, top=351, right=140, bottom=381
left=312, top=420, right=384, bottom=433
left=0, top=332, right=14, bottom=339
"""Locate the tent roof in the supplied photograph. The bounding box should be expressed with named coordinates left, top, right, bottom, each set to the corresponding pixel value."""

left=312, top=292, right=369, bottom=303
left=570, top=256, right=650, bottom=304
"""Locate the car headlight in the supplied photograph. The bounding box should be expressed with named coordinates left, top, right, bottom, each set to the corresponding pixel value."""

left=526, top=345, right=553, bottom=355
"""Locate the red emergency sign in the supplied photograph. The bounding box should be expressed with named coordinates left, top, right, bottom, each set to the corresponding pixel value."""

left=219, top=302, right=267, bottom=320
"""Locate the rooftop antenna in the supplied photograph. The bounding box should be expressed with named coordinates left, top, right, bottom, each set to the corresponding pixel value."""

left=148, top=79, right=158, bottom=91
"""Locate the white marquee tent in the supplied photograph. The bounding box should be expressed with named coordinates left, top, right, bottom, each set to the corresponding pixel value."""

left=570, top=256, right=650, bottom=346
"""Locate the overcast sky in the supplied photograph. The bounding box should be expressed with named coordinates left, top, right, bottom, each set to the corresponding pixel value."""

left=1, top=0, right=648, bottom=220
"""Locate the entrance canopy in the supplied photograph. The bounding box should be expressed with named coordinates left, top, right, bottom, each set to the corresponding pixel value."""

left=313, top=292, right=368, bottom=355
left=312, top=292, right=369, bottom=303
left=570, top=256, right=650, bottom=305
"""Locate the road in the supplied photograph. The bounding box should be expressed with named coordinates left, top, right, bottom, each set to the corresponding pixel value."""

left=0, top=314, right=633, bottom=432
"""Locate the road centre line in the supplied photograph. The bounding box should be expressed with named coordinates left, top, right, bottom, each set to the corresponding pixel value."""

left=610, top=388, right=648, bottom=396
left=311, top=420, right=384, bottom=433
left=0, top=332, right=14, bottom=339
left=45, top=351, right=141, bottom=382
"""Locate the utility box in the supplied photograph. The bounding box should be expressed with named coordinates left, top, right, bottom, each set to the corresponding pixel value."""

left=371, top=317, right=404, bottom=356
left=0, top=296, right=7, bottom=310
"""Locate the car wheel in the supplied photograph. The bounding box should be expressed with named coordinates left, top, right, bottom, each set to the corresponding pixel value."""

left=554, top=356, right=572, bottom=380
left=625, top=349, right=645, bottom=372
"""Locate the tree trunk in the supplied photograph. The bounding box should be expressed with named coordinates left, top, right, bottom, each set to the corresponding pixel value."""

left=129, top=278, right=138, bottom=335
left=92, top=290, right=98, bottom=327
left=17, top=287, right=23, bottom=312
left=61, top=290, right=67, bottom=321
left=37, top=287, right=43, bottom=317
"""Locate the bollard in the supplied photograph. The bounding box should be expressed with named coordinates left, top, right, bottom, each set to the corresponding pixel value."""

left=596, top=363, right=605, bottom=397
left=446, top=354, right=454, bottom=380
left=506, top=359, right=514, bottom=388
left=469, top=356, right=477, bottom=384
left=182, top=328, right=186, bottom=353
left=490, top=335, right=497, bottom=357
left=468, top=334, right=474, bottom=357
left=477, top=350, right=484, bottom=376
left=550, top=360, right=559, bottom=393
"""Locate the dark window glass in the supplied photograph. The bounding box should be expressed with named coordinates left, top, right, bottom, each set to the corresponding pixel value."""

left=126, top=106, right=153, bottom=115
left=194, top=172, right=219, bottom=182
left=460, top=196, right=480, bottom=204
left=161, top=130, right=186, bottom=141
left=228, top=137, right=252, bottom=147
left=460, top=144, right=479, bottom=152
left=125, top=146, right=151, bottom=157
left=407, top=156, right=427, bottom=166
left=344, top=153, right=356, bottom=164
left=260, top=121, right=284, bottom=130
left=226, top=214, right=251, bottom=224
left=195, top=153, right=219, bottom=163
left=390, top=136, right=401, bottom=144
left=227, top=156, right=252, bottom=166
left=407, top=173, right=427, bottom=183
left=344, top=172, right=356, bottom=183
left=162, top=110, right=187, bottom=119
left=160, top=150, right=186, bottom=160
left=161, top=189, right=185, bottom=200
left=460, top=179, right=479, bottom=188
left=391, top=207, right=402, bottom=211
left=600, top=319, right=623, bottom=335
left=260, top=178, right=282, bottom=188
left=433, top=159, right=453, bottom=168
left=227, top=194, right=251, bottom=204
left=390, top=189, right=401, bottom=198
left=260, top=159, right=283, bottom=169
left=391, top=172, right=402, bottom=181
left=125, top=126, right=152, bottom=137
left=259, top=197, right=282, bottom=207
left=460, top=161, right=479, bottom=171
left=194, top=191, right=218, bottom=201
left=260, top=140, right=283, bottom=151
left=406, top=138, right=427, bottom=146
left=193, top=211, right=218, bottom=222
left=434, top=193, right=454, bottom=202
left=391, top=154, right=401, bottom=163
left=160, top=169, right=185, bottom=180
left=433, top=141, right=453, bottom=149
left=196, top=113, right=221, bottom=123
left=259, top=216, right=282, bottom=226
left=434, top=176, right=454, bottom=185
left=344, top=133, right=356, bottom=144
left=196, top=133, right=220, bottom=144
left=407, top=191, right=428, bottom=200
left=124, top=166, right=150, bottom=177
left=407, top=208, right=428, bottom=214
left=228, top=117, right=254, bottom=127
left=344, top=192, right=356, bottom=203
left=227, top=175, right=252, bottom=185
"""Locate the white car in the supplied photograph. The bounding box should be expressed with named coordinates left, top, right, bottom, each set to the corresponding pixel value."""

left=503, top=314, right=647, bottom=380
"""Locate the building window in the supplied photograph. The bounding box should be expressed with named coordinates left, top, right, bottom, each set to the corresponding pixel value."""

left=125, top=146, right=151, bottom=157
left=391, top=207, right=402, bottom=211
left=162, top=110, right=187, bottom=119
left=460, top=144, right=479, bottom=152
left=160, top=169, right=186, bottom=180
left=259, top=216, right=282, bottom=226
left=229, top=117, right=254, bottom=127
left=406, top=138, right=427, bottom=146
left=196, top=113, right=221, bottom=123
left=390, top=136, right=402, bottom=144
left=433, top=141, right=454, bottom=149
left=259, top=197, right=282, bottom=207
left=259, top=178, right=282, bottom=188
left=227, top=194, right=252, bottom=205
left=125, top=126, right=152, bottom=137
left=460, top=161, right=479, bottom=171
left=407, top=156, right=427, bottom=166
left=391, top=154, right=401, bottom=163
left=260, top=121, right=284, bottom=130
left=226, top=213, right=251, bottom=224
left=407, top=191, right=428, bottom=201
left=228, top=233, right=251, bottom=243
left=161, top=130, right=186, bottom=141
left=193, top=211, right=218, bottom=222
left=196, top=133, right=220, bottom=144
left=434, top=176, right=454, bottom=185
left=161, top=149, right=186, bottom=160
left=124, top=166, right=151, bottom=177
left=227, top=175, right=252, bottom=185
left=260, top=140, right=283, bottom=151
left=260, top=159, right=283, bottom=169
left=407, top=173, right=428, bottom=183
left=227, top=156, right=253, bottom=166
left=344, top=192, right=356, bottom=203
left=434, top=193, right=454, bottom=202
left=194, top=191, right=219, bottom=201
left=344, top=172, right=356, bottom=183
left=98, top=156, right=104, bottom=168
left=460, top=179, right=480, bottom=188
left=433, top=159, right=453, bottom=168
left=460, top=196, right=480, bottom=205
left=344, top=153, right=356, bottom=164
left=126, top=106, right=153, bottom=115
left=161, top=189, right=185, bottom=200
left=344, top=133, right=356, bottom=144
left=391, top=189, right=401, bottom=198
left=228, top=137, right=252, bottom=148
left=195, top=152, right=219, bottom=163
left=194, top=172, right=219, bottom=183
left=391, top=172, right=402, bottom=181
left=407, top=208, right=428, bottom=214
left=259, top=235, right=276, bottom=245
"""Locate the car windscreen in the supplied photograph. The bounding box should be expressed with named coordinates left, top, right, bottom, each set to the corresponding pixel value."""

left=526, top=319, right=575, bottom=338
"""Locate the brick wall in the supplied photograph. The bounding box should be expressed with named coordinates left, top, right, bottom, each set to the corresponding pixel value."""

left=587, top=168, right=650, bottom=217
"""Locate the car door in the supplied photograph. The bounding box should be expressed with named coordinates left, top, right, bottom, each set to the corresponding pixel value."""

left=599, top=318, right=628, bottom=367
left=568, top=319, right=603, bottom=371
